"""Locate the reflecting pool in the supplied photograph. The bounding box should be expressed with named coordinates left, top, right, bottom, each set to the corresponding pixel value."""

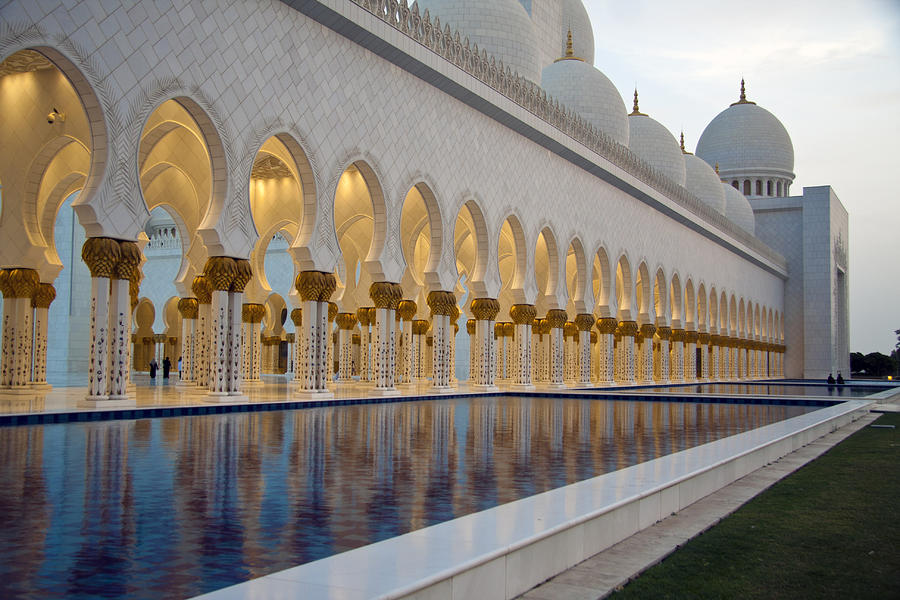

left=0, top=396, right=816, bottom=599
left=634, top=383, right=890, bottom=398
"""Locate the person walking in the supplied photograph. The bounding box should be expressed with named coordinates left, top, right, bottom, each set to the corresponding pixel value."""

left=149, top=358, right=158, bottom=379
left=163, top=356, right=171, bottom=380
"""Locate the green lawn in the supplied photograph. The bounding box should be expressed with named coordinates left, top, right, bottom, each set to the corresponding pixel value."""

left=611, top=412, right=900, bottom=599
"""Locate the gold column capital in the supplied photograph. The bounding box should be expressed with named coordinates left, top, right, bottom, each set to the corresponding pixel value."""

left=241, top=302, right=264, bottom=323
left=327, top=302, right=338, bottom=322
left=192, top=275, right=212, bottom=304
left=640, top=323, right=657, bottom=338
left=4, top=268, right=40, bottom=298
left=414, top=319, right=431, bottom=335
left=574, top=313, right=594, bottom=331
left=670, top=328, right=685, bottom=342
left=290, top=308, right=303, bottom=326
left=370, top=281, right=401, bottom=309
left=204, top=256, right=237, bottom=291
left=296, top=271, right=336, bottom=302
left=656, top=326, right=672, bottom=340
left=31, top=282, right=56, bottom=308
left=178, top=297, right=199, bottom=319
left=590, top=330, right=597, bottom=344
left=545, top=309, right=568, bottom=329
left=470, top=297, right=500, bottom=321
left=81, top=237, right=121, bottom=278
left=336, top=312, right=358, bottom=330
left=427, top=290, right=456, bottom=316
left=231, top=259, right=252, bottom=292
left=398, top=299, right=417, bottom=321
left=616, top=320, right=639, bottom=337
left=115, top=241, right=141, bottom=281
left=510, top=303, right=537, bottom=325
left=595, top=317, right=618, bottom=334
left=685, top=331, right=699, bottom=344
left=466, top=318, right=476, bottom=335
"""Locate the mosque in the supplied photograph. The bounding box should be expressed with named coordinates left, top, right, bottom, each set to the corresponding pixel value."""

left=0, top=0, right=849, bottom=403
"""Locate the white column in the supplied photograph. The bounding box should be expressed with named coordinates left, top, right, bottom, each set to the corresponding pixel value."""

left=510, top=305, right=536, bottom=389
left=107, top=277, right=131, bottom=399
left=208, top=288, right=230, bottom=396
left=596, top=318, right=616, bottom=385
left=656, top=329, right=671, bottom=383
left=178, top=299, right=197, bottom=385
left=670, top=329, right=685, bottom=382
left=227, top=289, right=244, bottom=396
left=86, top=276, right=111, bottom=399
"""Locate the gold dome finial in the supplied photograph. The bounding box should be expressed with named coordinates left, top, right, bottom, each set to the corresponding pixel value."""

left=629, top=88, right=647, bottom=116
left=554, top=28, right=584, bottom=62
left=730, top=78, right=757, bottom=106
left=715, top=162, right=720, bottom=174
left=680, top=131, right=693, bottom=155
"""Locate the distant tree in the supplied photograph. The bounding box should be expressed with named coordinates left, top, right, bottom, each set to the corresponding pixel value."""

left=865, top=352, right=896, bottom=377
left=850, top=352, right=867, bottom=374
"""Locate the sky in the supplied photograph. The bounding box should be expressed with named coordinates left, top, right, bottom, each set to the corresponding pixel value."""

left=578, top=0, right=900, bottom=355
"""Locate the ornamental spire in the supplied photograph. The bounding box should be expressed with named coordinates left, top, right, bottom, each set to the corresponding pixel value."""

left=730, top=78, right=757, bottom=106
left=554, top=28, right=583, bottom=62
left=629, top=88, right=647, bottom=116
left=680, top=131, right=693, bottom=155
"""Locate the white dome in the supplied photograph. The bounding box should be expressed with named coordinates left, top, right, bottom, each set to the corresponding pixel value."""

left=696, top=86, right=794, bottom=180
left=684, top=153, right=726, bottom=215
left=541, top=58, right=629, bottom=146
left=722, top=183, right=755, bottom=235
left=559, top=0, right=594, bottom=65
left=418, top=0, right=542, bottom=84
left=628, top=113, right=685, bottom=186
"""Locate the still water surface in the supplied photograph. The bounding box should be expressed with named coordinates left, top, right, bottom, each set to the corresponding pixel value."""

left=0, top=396, right=815, bottom=598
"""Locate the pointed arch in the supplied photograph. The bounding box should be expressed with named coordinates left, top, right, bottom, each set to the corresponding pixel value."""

left=592, top=245, right=612, bottom=318
left=564, top=236, right=588, bottom=314
left=615, top=253, right=634, bottom=321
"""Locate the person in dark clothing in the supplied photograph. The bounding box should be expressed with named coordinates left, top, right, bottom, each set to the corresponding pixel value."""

left=149, top=358, right=158, bottom=379
left=836, top=372, right=845, bottom=385
left=827, top=373, right=835, bottom=385
left=163, top=356, right=171, bottom=379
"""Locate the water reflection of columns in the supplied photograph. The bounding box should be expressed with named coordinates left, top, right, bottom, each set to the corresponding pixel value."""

left=510, top=304, right=536, bottom=389
left=546, top=309, right=566, bottom=388
left=595, top=317, right=616, bottom=385
left=369, top=282, right=402, bottom=394
left=294, top=271, right=336, bottom=398
left=471, top=298, right=500, bottom=389
left=427, top=291, right=455, bottom=390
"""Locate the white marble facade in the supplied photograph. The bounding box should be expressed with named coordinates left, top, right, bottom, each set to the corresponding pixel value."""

left=0, top=0, right=849, bottom=396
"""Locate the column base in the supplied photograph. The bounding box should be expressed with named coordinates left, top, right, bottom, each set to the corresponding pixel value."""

left=242, top=379, right=265, bottom=387
left=369, top=387, right=401, bottom=397
left=204, top=392, right=248, bottom=403
left=510, top=383, right=536, bottom=391
left=471, top=384, right=499, bottom=392
left=1, top=385, right=43, bottom=395
left=428, top=385, right=455, bottom=394
left=175, top=380, right=197, bottom=388
left=29, top=382, right=52, bottom=391
left=294, top=389, right=334, bottom=400
left=544, top=382, right=567, bottom=389
left=79, top=396, right=136, bottom=408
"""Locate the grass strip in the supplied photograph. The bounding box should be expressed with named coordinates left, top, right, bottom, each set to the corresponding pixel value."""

left=611, top=412, right=900, bottom=599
